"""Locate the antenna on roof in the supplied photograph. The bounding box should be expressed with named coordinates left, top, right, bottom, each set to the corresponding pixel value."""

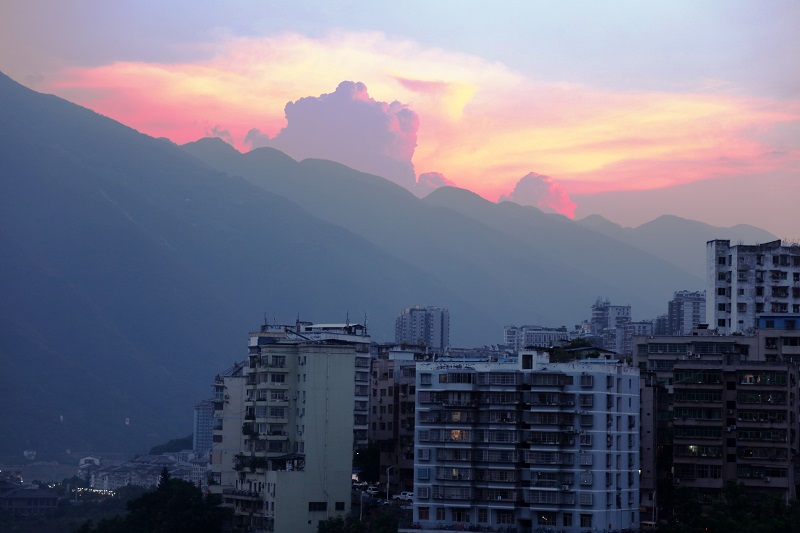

left=364, top=313, right=368, bottom=334
left=346, top=310, right=350, bottom=326
left=263, top=312, right=268, bottom=327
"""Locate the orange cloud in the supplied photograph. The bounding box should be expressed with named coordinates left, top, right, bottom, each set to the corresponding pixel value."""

left=42, top=30, right=800, bottom=203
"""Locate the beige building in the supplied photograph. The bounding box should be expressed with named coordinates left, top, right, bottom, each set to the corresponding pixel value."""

left=215, top=324, right=356, bottom=533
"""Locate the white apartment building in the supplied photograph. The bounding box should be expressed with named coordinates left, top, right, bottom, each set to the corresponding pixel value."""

left=407, top=352, right=640, bottom=533
left=707, top=240, right=800, bottom=334
left=503, top=325, right=570, bottom=353
left=294, top=321, right=372, bottom=449
left=216, top=324, right=355, bottom=533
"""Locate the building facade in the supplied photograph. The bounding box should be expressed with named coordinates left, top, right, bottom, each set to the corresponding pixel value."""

left=215, top=324, right=356, bottom=533
left=193, top=400, right=215, bottom=457
left=591, top=299, right=633, bottom=354
left=503, top=325, right=570, bottom=353
left=707, top=240, right=800, bottom=335
left=408, top=353, right=640, bottom=533
left=667, top=290, right=706, bottom=335
left=395, top=306, right=450, bottom=352
left=209, top=361, right=247, bottom=492
left=671, top=359, right=798, bottom=501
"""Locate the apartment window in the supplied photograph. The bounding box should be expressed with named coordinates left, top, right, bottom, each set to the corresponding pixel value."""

left=453, top=510, right=470, bottom=523
left=308, top=502, right=327, bottom=512
left=478, top=508, right=488, bottom=523
left=718, top=256, right=726, bottom=265
left=420, top=374, right=431, bottom=385
left=418, top=486, right=430, bottom=499
left=417, top=467, right=430, bottom=480
left=737, top=303, right=747, bottom=312
left=335, top=502, right=345, bottom=511
left=717, top=288, right=726, bottom=296
left=718, top=319, right=726, bottom=327
left=418, top=448, right=431, bottom=461
left=270, top=373, right=285, bottom=383
left=496, top=511, right=514, bottom=525
left=580, top=514, right=592, bottom=527
left=418, top=507, right=430, bottom=521
left=436, top=508, right=446, bottom=521
left=563, top=513, right=573, bottom=527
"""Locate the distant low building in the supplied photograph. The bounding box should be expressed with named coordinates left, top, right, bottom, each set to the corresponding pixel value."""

left=0, top=486, right=58, bottom=518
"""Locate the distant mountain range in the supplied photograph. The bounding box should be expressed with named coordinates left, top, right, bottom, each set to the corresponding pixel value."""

left=0, top=72, right=776, bottom=458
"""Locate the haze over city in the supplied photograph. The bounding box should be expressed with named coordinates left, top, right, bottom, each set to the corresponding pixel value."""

left=2, top=0, right=798, bottom=236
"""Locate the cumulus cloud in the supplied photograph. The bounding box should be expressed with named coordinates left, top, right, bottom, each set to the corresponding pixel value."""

left=246, top=81, right=419, bottom=190
left=415, top=172, right=457, bottom=197
left=499, top=172, right=577, bottom=218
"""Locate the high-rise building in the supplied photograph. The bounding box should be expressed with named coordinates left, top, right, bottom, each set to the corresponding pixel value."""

left=293, top=321, right=372, bottom=449
left=590, top=299, right=632, bottom=354
left=407, top=352, right=640, bottom=533
left=209, top=361, right=247, bottom=492
left=395, top=306, right=450, bottom=352
left=707, top=239, right=800, bottom=335
left=214, top=324, right=356, bottom=533
left=633, top=331, right=800, bottom=508
left=193, top=400, right=215, bottom=457
left=503, top=325, right=569, bottom=353
left=667, top=290, right=706, bottom=335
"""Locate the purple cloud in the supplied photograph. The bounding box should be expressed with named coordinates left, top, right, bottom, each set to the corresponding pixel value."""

left=246, top=81, right=419, bottom=189
left=499, top=172, right=577, bottom=218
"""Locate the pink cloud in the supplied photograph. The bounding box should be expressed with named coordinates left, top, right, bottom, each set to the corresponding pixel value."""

left=246, top=81, right=419, bottom=190
left=415, top=172, right=457, bottom=197
left=499, top=173, right=577, bottom=218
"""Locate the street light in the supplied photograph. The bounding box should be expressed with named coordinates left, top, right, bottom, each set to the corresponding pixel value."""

left=386, top=465, right=396, bottom=500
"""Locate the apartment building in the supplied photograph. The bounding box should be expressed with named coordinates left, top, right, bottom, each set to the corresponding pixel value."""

left=294, top=321, right=372, bottom=449
left=758, top=315, right=800, bottom=363
left=591, top=299, right=633, bottom=354
left=671, top=359, right=798, bottom=501
left=503, top=325, right=570, bottom=353
left=707, top=240, right=800, bottom=335
left=216, top=324, right=355, bottom=533
left=667, top=290, right=706, bottom=335
left=209, top=361, right=247, bottom=493
left=369, top=347, right=420, bottom=494
left=408, top=352, right=640, bottom=533
left=395, top=306, right=450, bottom=352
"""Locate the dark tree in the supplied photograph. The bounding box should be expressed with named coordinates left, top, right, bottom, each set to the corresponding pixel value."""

left=75, top=475, right=229, bottom=533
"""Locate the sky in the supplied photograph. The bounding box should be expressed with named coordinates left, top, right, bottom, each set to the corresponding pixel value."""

left=1, top=1, right=798, bottom=237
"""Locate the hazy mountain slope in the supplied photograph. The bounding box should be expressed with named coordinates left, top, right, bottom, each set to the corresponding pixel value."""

left=0, top=72, right=479, bottom=457
left=422, top=188, right=704, bottom=318
left=182, top=139, right=701, bottom=325
left=578, top=214, right=777, bottom=278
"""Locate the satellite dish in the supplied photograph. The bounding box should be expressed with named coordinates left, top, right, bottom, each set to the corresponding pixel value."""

left=23, top=450, right=36, bottom=460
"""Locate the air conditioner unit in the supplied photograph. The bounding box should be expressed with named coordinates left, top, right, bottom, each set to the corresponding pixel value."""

left=562, top=484, right=570, bottom=490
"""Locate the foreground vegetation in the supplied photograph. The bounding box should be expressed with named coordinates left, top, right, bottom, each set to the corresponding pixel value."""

left=74, top=469, right=228, bottom=533
left=660, top=484, right=800, bottom=533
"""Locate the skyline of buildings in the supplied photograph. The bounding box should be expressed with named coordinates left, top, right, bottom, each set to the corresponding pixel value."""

left=70, top=239, right=800, bottom=532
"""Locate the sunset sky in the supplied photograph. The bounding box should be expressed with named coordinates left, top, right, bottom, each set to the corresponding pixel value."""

left=2, top=1, right=798, bottom=237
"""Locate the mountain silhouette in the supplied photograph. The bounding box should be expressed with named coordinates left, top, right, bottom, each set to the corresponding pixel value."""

left=0, top=72, right=774, bottom=457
